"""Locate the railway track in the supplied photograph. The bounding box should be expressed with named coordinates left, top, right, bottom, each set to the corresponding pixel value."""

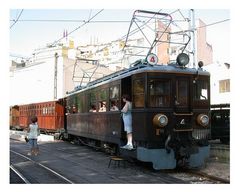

left=210, top=142, right=230, bottom=165
left=162, top=169, right=230, bottom=184
left=10, top=165, right=30, bottom=184
left=10, top=150, right=74, bottom=184
left=186, top=169, right=230, bottom=184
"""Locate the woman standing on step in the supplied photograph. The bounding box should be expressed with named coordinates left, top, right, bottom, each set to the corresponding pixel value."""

left=121, top=94, right=133, bottom=150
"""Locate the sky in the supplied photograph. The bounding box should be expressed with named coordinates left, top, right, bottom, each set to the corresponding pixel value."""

left=9, top=9, right=230, bottom=63
left=1, top=0, right=240, bottom=191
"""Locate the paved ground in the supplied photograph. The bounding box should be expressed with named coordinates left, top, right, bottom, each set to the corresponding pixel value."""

left=10, top=139, right=186, bottom=184
left=9, top=133, right=230, bottom=184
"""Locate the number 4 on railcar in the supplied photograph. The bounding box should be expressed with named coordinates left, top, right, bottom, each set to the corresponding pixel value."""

left=64, top=53, right=211, bottom=170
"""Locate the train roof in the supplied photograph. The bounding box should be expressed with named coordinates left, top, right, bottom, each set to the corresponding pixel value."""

left=67, top=61, right=210, bottom=96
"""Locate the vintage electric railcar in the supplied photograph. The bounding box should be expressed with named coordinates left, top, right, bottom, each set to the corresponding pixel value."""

left=64, top=53, right=211, bottom=170
left=9, top=10, right=211, bottom=170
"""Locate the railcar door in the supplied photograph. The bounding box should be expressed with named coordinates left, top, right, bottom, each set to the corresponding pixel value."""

left=173, top=77, right=193, bottom=132
left=174, top=77, right=191, bottom=113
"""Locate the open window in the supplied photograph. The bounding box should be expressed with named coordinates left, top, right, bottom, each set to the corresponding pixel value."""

left=194, top=80, right=209, bottom=100
left=98, top=88, right=108, bottom=112
left=110, top=85, right=120, bottom=111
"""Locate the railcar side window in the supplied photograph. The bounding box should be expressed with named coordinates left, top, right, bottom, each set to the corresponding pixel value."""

left=133, top=79, right=145, bottom=108
left=77, top=94, right=84, bottom=113
left=110, top=85, right=119, bottom=99
left=148, top=79, right=170, bottom=107
left=98, top=88, right=108, bottom=112
left=99, top=89, right=107, bottom=101
left=89, top=91, right=97, bottom=112
left=66, top=95, right=77, bottom=113
left=110, top=85, right=120, bottom=110
left=194, top=80, right=209, bottom=100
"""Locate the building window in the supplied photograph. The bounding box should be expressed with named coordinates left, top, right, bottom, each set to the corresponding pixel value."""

left=219, top=79, right=230, bottom=93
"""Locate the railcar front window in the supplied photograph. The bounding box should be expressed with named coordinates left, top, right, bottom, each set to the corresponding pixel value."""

left=194, top=80, right=209, bottom=100
left=148, top=80, right=170, bottom=107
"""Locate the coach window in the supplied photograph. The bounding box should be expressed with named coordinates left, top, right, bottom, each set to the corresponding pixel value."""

left=46, top=105, right=48, bottom=115
left=40, top=104, right=43, bottom=116
left=49, top=103, right=53, bottom=115
left=133, top=79, right=145, bottom=108
left=40, top=105, right=42, bottom=115
left=194, top=80, right=209, bottom=100
left=148, top=79, right=170, bottom=107
left=50, top=104, right=54, bottom=115
left=36, top=105, right=38, bottom=115
left=52, top=104, right=55, bottom=115
left=47, top=104, right=49, bottom=115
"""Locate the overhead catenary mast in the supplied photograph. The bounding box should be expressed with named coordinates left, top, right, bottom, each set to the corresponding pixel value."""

left=188, top=9, right=197, bottom=68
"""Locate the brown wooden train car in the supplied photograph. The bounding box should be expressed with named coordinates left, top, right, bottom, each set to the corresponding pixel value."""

left=19, top=100, right=65, bottom=133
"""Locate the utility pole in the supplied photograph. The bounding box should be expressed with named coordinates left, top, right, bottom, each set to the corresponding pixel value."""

left=188, top=9, right=197, bottom=68
left=54, top=52, right=58, bottom=99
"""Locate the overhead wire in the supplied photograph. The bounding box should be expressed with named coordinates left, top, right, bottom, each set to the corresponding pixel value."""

left=50, top=9, right=104, bottom=46
left=9, top=19, right=131, bottom=23
left=197, top=18, right=230, bottom=29
left=10, top=9, right=24, bottom=29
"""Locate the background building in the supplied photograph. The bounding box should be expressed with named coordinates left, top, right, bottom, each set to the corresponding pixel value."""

left=9, top=40, right=114, bottom=105
left=197, top=19, right=213, bottom=65
left=203, top=62, right=230, bottom=105
left=9, top=36, right=144, bottom=105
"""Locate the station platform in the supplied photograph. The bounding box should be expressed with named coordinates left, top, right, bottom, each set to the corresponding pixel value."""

left=10, top=130, right=54, bottom=142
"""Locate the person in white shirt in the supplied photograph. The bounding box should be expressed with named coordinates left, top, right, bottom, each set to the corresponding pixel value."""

left=99, top=101, right=107, bottom=112
left=26, top=116, right=40, bottom=156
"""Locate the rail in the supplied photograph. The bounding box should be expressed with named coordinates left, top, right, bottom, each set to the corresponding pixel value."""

left=10, top=150, right=75, bottom=184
